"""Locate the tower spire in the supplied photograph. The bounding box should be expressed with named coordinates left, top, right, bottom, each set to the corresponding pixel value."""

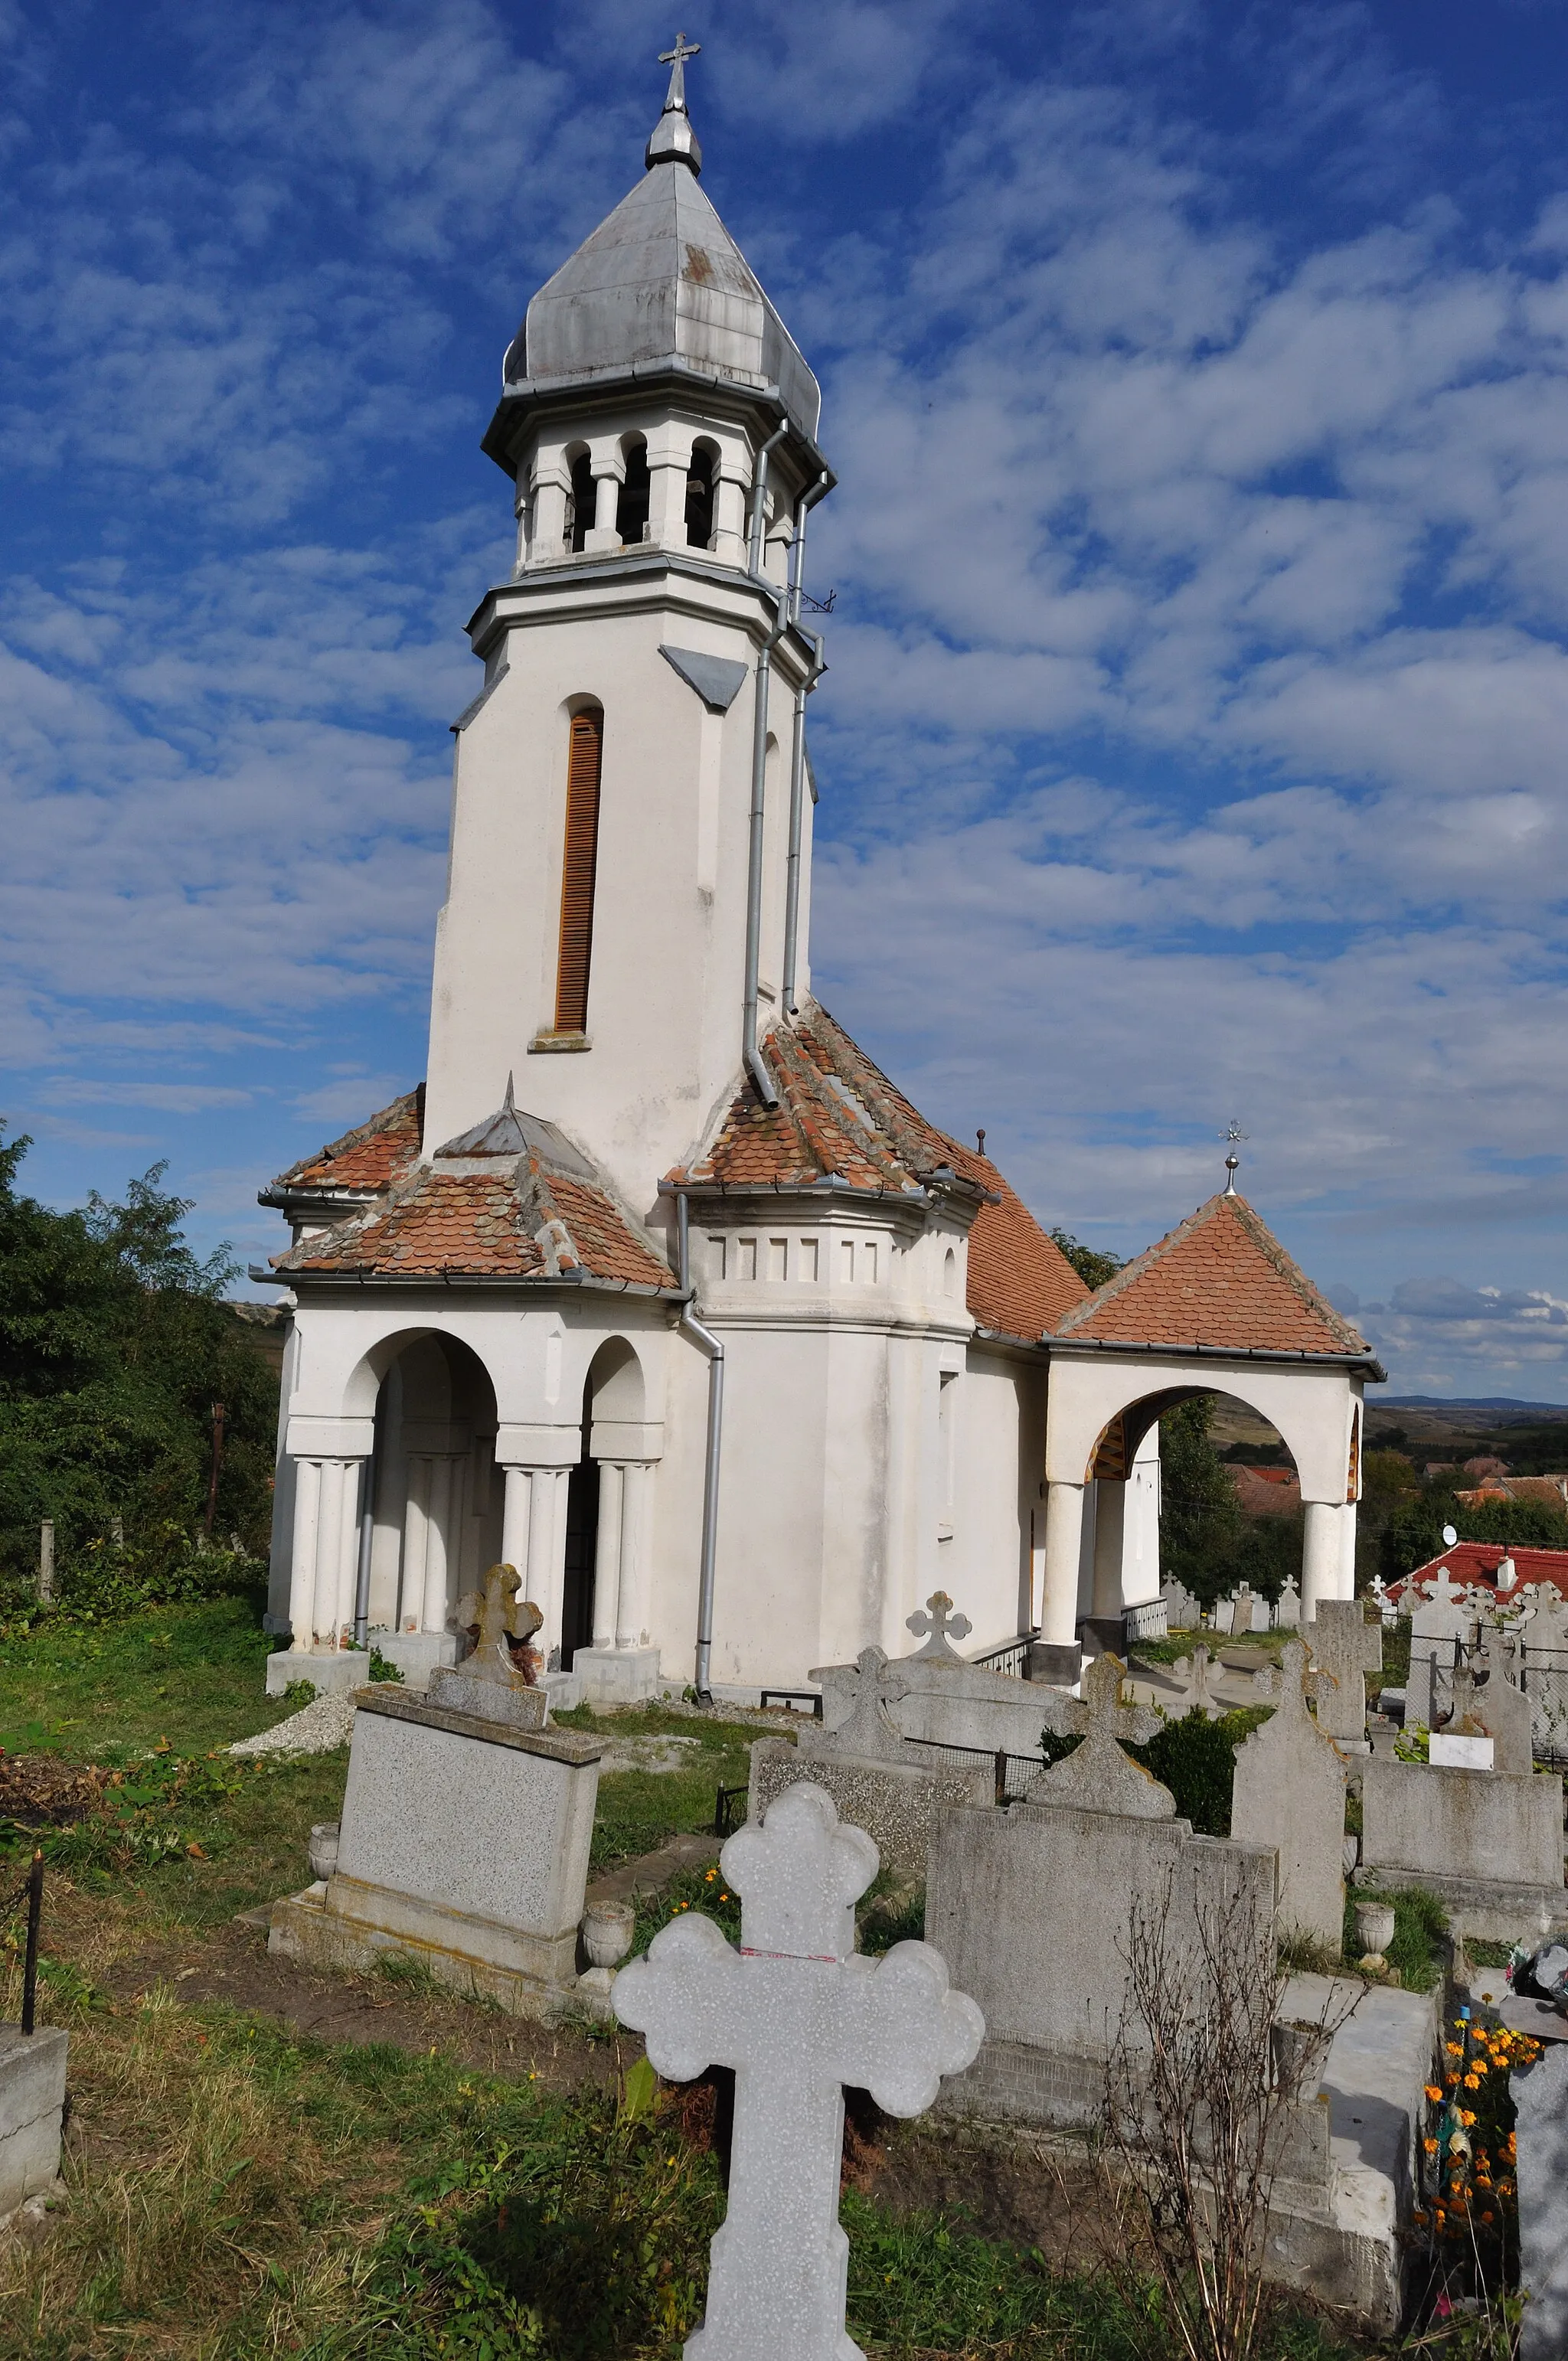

left=648, top=30, right=703, bottom=175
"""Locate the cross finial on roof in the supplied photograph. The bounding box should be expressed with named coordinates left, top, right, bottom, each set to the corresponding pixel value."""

left=658, top=29, right=701, bottom=110
left=1220, top=1122, right=1248, bottom=1194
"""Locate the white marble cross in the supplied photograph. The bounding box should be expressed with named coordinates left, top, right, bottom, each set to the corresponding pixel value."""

left=1029, top=1652, right=1173, bottom=1818
left=613, top=1781, right=983, bottom=2361
left=1308, top=1599, right=1383, bottom=1743
left=906, top=1589, right=971, bottom=1661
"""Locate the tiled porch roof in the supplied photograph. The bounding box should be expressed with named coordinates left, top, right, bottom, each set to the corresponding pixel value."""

left=1056, top=1189, right=1370, bottom=1357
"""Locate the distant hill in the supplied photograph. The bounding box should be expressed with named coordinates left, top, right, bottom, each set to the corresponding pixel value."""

left=1383, top=1396, right=1568, bottom=1416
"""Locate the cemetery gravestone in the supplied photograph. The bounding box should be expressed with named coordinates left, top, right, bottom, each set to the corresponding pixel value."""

left=614, top=1780, right=983, bottom=2361
left=1309, top=1600, right=1383, bottom=1749
left=1031, top=1653, right=1169, bottom=1816
left=268, top=1625, right=603, bottom=2010
left=750, top=1647, right=991, bottom=1878
left=1512, top=2041, right=1568, bottom=2361
left=1231, top=1640, right=1348, bottom=1953
left=906, top=1590, right=971, bottom=1660
left=1407, top=1569, right=1477, bottom=1732
left=1276, top=1575, right=1302, bottom=1631
left=1472, top=1626, right=1536, bottom=1775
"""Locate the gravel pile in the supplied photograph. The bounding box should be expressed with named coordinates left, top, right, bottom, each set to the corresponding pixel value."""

left=230, top=1687, right=358, bottom=1757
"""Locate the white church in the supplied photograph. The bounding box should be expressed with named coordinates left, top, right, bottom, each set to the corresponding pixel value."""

left=261, top=47, right=1383, bottom=1703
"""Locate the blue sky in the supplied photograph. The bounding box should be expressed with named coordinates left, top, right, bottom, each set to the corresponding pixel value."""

left=5, top=0, right=1568, bottom=1399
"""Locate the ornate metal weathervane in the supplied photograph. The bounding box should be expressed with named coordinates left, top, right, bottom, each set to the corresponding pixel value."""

left=1219, top=1122, right=1249, bottom=1194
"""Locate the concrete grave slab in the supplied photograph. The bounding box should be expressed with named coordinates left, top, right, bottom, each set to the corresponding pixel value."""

left=1357, top=1757, right=1568, bottom=1942
left=268, top=1685, right=603, bottom=2013
left=0, top=2025, right=67, bottom=2222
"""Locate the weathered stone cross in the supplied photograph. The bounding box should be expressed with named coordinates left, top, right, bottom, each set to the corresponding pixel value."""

left=1308, top=1599, right=1383, bottom=1744
left=906, top=1590, right=971, bottom=1661
left=1028, top=1652, right=1173, bottom=1818
left=1168, top=1642, right=1223, bottom=1720
left=815, top=1645, right=923, bottom=1765
left=613, top=1781, right=983, bottom=2361
left=453, top=1562, right=543, bottom=1686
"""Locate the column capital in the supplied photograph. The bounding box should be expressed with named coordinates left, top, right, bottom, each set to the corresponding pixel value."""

left=496, top=1422, right=583, bottom=1469
left=590, top=1419, right=665, bottom=1463
left=285, top=1416, right=373, bottom=1460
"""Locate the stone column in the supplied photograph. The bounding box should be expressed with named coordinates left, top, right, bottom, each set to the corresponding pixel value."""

left=287, top=1459, right=322, bottom=1649
left=592, top=1460, right=625, bottom=1649
left=1089, top=1479, right=1126, bottom=1618
left=616, top=1462, right=655, bottom=1648
left=421, top=1455, right=454, bottom=1637
left=645, top=426, right=691, bottom=548
left=528, top=461, right=568, bottom=564
left=712, top=461, right=747, bottom=564
left=400, top=1455, right=432, bottom=1632
left=1038, top=1480, right=1086, bottom=1672
left=1338, top=1501, right=1359, bottom=1600
left=525, top=1466, right=572, bottom=1664
left=1301, top=1501, right=1347, bottom=1625
left=331, top=1458, right=365, bottom=1642
left=584, top=448, right=626, bottom=553
left=500, top=1462, right=531, bottom=1573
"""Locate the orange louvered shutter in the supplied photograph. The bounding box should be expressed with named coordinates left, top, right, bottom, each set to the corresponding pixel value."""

left=554, top=710, right=603, bottom=1034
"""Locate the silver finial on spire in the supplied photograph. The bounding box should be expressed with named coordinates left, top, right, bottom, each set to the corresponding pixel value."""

left=648, top=31, right=703, bottom=174
left=1219, top=1122, right=1248, bottom=1194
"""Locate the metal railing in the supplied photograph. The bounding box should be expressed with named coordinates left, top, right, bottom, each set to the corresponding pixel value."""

left=904, top=1732, right=1047, bottom=1805
left=713, top=1784, right=748, bottom=1839
left=966, top=1630, right=1039, bottom=1680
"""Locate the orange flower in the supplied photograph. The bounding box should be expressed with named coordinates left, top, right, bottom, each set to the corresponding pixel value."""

left=1423, top=2138, right=1439, bottom=2155
left=1424, top=2085, right=1443, bottom=2102
left=1460, top=2111, right=1477, bottom=2128
left=1446, top=2043, right=1464, bottom=2058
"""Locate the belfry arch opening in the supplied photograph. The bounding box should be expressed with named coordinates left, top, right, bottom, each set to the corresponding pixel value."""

left=361, top=1333, right=501, bottom=1647
left=616, top=439, right=650, bottom=544
left=685, top=442, right=716, bottom=547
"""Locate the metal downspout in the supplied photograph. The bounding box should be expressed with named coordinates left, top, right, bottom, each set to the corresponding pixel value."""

left=677, top=1191, right=725, bottom=1703
left=782, top=629, right=826, bottom=1016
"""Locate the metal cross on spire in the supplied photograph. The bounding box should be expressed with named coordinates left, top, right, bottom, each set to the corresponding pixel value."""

left=658, top=29, right=701, bottom=110
left=1219, top=1122, right=1249, bottom=1194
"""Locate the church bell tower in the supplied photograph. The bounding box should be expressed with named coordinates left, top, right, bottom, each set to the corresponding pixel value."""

left=422, top=37, right=834, bottom=1221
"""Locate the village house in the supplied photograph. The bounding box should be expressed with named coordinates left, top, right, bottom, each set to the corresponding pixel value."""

left=258, top=54, right=1383, bottom=1704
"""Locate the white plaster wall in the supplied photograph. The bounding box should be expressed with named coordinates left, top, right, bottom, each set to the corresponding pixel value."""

left=1045, top=1353, right=1362, bottom=1507
left=949, top=1345, right=1044, bottom=1647
left=424, top=557, right=815, bottom=1217
left=1122, top=1425, right=1162, bottom=1609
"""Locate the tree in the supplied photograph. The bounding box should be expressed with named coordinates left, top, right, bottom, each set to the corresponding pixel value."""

left=1159, top=1396, right=1245, bottom=1607
left=0, top=1130, right=277, bottom=1579
left=1050, top=1226, right=1124, bottom=1292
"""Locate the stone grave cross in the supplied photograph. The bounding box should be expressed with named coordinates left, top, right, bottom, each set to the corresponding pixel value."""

left=1308, top=1599, right=1383, bottom=1745
left=1475, top=1625, right=1537, bottom=1773
left=815, top=1644, right=923, bottom=1765
left=613, top=1780, right=984, bottom=2361
left=1168, top=1643, right=1223, bottom=1720
left=906, top=1590, right=971, bottom=1661
left=452, top=1562, right=544, bottom=1686
left=1027, top=1653, right=1174, bottom=1818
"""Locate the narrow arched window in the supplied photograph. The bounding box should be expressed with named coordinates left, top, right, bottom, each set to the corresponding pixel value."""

left=555, top=708, right=603, bottom=1035
left=566, top=453, right=594, bottom=554
left=685, top=446, right=715, bottom=547
left=617, top=442, right=650, bottom=545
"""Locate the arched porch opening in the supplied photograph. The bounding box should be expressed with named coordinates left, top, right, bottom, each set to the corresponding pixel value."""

left=364, top=1332, right=502, bottom=1654
left=1040, top=1349, right=1363, bottom=1672
left=1079, top=1388, right=1307, bottom=1648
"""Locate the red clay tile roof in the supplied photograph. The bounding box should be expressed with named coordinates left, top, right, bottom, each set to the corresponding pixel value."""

left=668, top=1000, right=1090, bottom=1343
left=272, top=1096, right=675, bottom=1291
left=271, top=1087, right=425, bottom=1194
left=1390, top=1542, right=1568, bottom=1606
left=1057, top=1190, right=1370, bottom=1357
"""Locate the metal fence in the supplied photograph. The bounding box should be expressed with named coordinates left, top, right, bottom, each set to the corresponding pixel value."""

left=1406, top=1631, right=1568, bottom=1766
left=967, top=1630, right=1039, bottom=1680
left=903, top=1732, right=1047, bottom=1804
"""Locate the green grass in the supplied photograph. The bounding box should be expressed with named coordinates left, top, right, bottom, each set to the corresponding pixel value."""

left=550, top=1701, right=757, bottom=1872
left=0, top=1595, right=287, bottom=1762
left=1347, top=1884, right=1449, bottom=1991
left=0, top=1987, right=1372, bottom=2360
